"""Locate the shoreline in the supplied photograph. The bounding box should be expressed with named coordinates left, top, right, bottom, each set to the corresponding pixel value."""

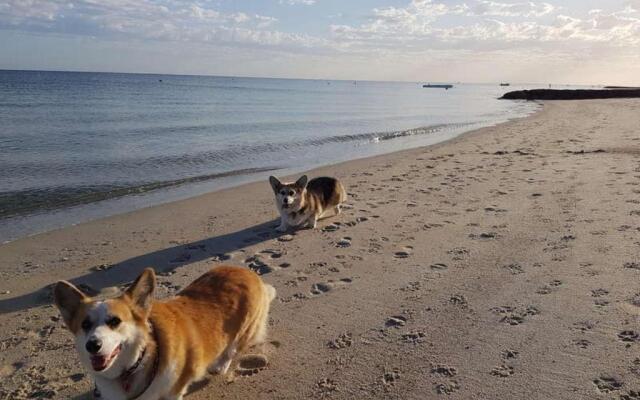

left=2, top=99, right=640, bottom=399
left=1, top=107, right=539, bottom=244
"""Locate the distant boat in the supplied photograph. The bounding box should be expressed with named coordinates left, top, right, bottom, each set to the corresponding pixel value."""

left=423, top=84, right=453, bottom=89
left=500, top=83, right=510, bottom=86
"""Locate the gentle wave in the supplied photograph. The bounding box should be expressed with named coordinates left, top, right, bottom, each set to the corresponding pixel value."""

left=0, top=166, right=280, bottom=218
left=306, top=122, right=476, bottom=145
left=2, top=122, right=474, bottom=174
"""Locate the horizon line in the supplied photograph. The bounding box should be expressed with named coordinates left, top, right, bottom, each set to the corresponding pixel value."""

left=0, top=68, right=608, bottom=88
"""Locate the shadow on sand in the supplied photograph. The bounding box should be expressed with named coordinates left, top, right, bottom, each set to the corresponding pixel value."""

left=69, top=377, right=214, bottom=400
left=0, top=218, right=285, bottom=314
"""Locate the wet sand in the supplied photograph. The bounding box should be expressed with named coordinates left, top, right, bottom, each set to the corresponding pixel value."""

left=1, top=99, right=640, bottom=399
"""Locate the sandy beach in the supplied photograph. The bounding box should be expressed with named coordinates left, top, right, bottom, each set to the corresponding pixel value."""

left=2, top=99, right=640, bottom=399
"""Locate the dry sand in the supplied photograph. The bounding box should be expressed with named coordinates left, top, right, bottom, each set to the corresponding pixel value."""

left=1, top=99, right=640, bottom=399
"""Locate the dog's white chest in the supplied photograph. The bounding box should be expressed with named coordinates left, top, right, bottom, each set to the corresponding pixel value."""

left=94, top=378, right=128, bottom=400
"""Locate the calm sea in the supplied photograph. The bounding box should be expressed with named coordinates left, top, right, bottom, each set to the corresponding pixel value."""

left=0, top=70, right=539, bottom=242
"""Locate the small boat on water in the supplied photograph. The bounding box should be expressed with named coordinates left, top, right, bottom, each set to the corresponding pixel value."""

left=500, top=83, right=510, bottom=86
left=423, top=84, right=453, bottom=89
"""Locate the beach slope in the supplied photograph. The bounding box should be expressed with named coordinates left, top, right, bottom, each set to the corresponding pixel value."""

left=1, top=99, right=640, bottom=399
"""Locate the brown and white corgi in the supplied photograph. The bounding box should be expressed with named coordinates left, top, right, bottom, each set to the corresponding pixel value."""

left=269, top=175, right=347, bottom=232
left=54, top=266, right=276, bottom=400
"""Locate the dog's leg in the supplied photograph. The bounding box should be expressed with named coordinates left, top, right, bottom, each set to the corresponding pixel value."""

left=335, top=204, right=342, bottom=215
left=275, top=216, right=287, bottom=232
left=208, top=343, right=237, bottom=375
left=305, top=214, right=318, bottom=229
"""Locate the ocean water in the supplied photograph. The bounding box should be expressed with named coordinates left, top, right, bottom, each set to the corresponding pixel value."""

left=0, top=70, right=539, bottom=242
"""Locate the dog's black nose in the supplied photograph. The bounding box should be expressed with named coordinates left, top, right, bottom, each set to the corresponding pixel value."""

left=86, top=337, right=102, bottom=354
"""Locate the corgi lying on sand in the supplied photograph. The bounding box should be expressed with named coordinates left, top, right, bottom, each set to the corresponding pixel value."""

left=269, top=175, right=347, bottom=232
left=54, top=266, right=276, bottom=400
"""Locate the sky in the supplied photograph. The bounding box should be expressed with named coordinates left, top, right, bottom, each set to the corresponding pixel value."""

left=0, top=0, right=639, bottom=85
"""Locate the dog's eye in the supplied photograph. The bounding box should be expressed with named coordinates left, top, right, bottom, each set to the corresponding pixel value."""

left=81, top=318, right=92, bottom=331
left=288, top=190, right=295, bottom=196
left=106, top=316, right=121, bottom=329
left=280, top=190, right=286, bottom=196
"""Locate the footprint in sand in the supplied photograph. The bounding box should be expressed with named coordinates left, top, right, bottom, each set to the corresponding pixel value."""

left=432, top=365, right=458, bottom=377
left=323, top=223, right=340, bottom=232
left=259, top=249, right=283, bottom=259
left=244, top=255, right=275, bottom=275
left=315, top=378, right=339, bottom=396
left=91, top=263, right=114, bottom=272
left=618, top=330, right=640, bottom=343
left=468, top=232, right=499, bottom=240
left=492, top=305, right=538, bottom=325
left=394, top=246, right=413, bottom=259
left=620, top=391, right=640, bottom=400
left=235, top=354, right=268, bottom=377
left=449, top=294, right=468, bottom=307
left=310, top=278, right=353, bottom=296
left=277, top=234, right=295, bottom=242
left=593, top=375, right=623, bottom=393
left=435, top=381, right=459, bottom=395
left=624, top=262, right=640, bottom=270
left=327, top=332, right=353, bottom=349
left=336, top=237, right=352, bottom=248
left=382, top=369, right=401, bottom=385
left=430, top=263, right=448, bottom=271
left=401, top=331, right=426, bottom=344
left=573, top=339, right=591, bottom=349
left=503, top=263, right=524, bottom=275
left=385, top=315, right=407, bottom=328
left=536, top=285, right=552, bottom=295
left=311, top=282, right=332, bottom=295
left=491, top=365, right=514, bottom=377
left=501, top=350, right=519, bottom=359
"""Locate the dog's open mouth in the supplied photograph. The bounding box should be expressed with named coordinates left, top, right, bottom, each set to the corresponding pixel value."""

left=91, top=343, right=122, bottom=371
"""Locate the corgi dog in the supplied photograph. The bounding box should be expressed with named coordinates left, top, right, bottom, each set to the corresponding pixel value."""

left=269, top=175, right=347, bottom=232
left=54, top=266, right=276, bottom=400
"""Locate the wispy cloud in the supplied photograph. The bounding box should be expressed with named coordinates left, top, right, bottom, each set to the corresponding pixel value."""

left=330, top=0, right=640, bottom=53
left=0, top=0, right=324, bottom=49
left=468, top=1, right=555, bottom=17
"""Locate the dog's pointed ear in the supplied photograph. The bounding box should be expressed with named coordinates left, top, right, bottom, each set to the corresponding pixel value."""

left=269, top=176, right=282, bottom=192
left=54, top=281, right=88, bottom=329
left=125, top=268, right=156, bottom=313
left=295, top=175, right=308, bottom=189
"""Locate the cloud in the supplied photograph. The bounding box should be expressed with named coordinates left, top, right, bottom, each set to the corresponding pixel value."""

left=0, top=0, right=322, bottom=49
left=469, top=1, right=555, bottom=18
left=329, top=0, right=640, bottom=54
left=0, top=0, right=71, bottom=25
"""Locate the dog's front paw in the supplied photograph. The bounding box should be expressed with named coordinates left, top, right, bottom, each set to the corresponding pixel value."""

left=276, top=224, right=287, bottom=232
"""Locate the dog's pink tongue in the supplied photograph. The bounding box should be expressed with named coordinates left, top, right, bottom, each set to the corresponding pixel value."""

left=91, top=356, right=108, bottom=371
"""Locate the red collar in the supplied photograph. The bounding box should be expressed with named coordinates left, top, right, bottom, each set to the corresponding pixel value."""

left=119, top=346, right=146, bottom=392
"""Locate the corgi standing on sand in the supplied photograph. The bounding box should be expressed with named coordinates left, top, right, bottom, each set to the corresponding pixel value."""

left=54, top=266, right=276, bottom=400
left=269, top=175, right=347, bottom=232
